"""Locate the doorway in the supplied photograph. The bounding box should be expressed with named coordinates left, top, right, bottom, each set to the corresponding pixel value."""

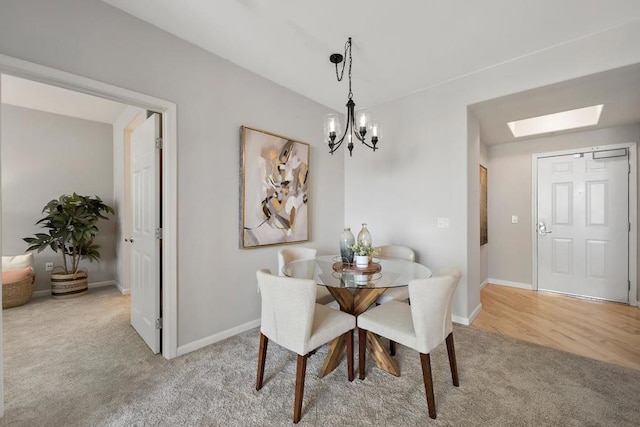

left=533, top=143, right=637, bottom=303
left=0, top=53, right=178, bottom=415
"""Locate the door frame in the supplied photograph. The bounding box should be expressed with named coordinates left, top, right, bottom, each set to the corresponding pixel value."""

left=531, top=142, right=637, bottom=305
left=0, top=53, right=178, bottom=358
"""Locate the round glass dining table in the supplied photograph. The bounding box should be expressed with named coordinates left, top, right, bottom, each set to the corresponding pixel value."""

left=283, top=255, right=432, bottom=377
left=283, top=255, right=432, bottom=289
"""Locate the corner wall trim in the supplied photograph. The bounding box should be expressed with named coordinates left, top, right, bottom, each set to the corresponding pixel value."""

left=116, top=282, right=130, bottom=295
left=488, top=278, right=534, bottom=290
left=177, top=319, right=261, bottom=357
left=468, top=303, right=482, bottom=324
left=452, top=303, right=482, bottom=326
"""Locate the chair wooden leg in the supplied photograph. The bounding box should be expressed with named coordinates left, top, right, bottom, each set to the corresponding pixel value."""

left=358, top=327, right=366, bottom=380
left=419, top=353, right=436, bottom=419
left=389, top=340, right=397, bottom=356
left=446, top=332, right=459, bottom=387
left=256, top=333, right=268, bottom=391
left=346, top=330, right=354, bottom=382
left=293, top=354, right=307, bottom=424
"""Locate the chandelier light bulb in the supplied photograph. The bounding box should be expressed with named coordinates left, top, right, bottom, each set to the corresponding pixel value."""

left=370, top=121, right=379, bottom=138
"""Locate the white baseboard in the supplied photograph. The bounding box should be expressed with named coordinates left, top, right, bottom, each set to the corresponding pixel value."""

left=488, top=278, right=534, bottom=290
left=468, top=303, right=482, bottom=324
left=32, top=280, right=118, bottom=298
left=116, top=282, right=130, bottom=295
left=452, top=302, right=482, bottom=326
left=480, top=279, right=489, bottom=290
left=177, top=318, right=261, bottom=357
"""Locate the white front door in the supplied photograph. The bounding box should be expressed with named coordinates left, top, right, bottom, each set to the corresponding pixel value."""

left=537, top=148, right=629, bottom=302
left=130, top=113, right=161, bottom=353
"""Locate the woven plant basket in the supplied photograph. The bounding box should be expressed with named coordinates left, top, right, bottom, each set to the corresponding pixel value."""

left=2, top=273, right=34, bottom=309
left=51, top=268, right=88, bottom=299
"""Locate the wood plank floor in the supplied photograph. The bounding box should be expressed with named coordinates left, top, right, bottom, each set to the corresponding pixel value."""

left=471, top=284, right=640, bottom=371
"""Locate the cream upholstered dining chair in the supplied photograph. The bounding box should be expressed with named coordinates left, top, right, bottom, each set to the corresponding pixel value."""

left=255, top=269, right=356, bottom=424
left=374, top=245, right=416, bottom=354
left=357, top=269, right=462, bottom=420
left=277, top=247, right=334, bottom=305
left=374, top=244, right=416, bottom=304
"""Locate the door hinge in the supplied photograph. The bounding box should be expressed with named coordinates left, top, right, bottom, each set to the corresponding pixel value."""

left=629, top=280, right=631, bottom=291
left=155, top=228, right=163, bottom=239
left=630, top=222, right=632, bottom=232
left=156, top=318, right=163, bottom=330
left=155, top=137, right=163, bottom=149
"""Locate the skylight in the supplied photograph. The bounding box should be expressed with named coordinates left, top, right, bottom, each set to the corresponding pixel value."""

left=507, top=104, right=604, bottom=138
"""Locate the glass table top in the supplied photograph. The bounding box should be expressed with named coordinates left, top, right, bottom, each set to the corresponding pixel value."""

left=283, top=255, right=432, bottom=289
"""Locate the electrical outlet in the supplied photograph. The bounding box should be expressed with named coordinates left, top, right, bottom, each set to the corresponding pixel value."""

left=437, top=217, right=450, bottom=228
left=45, top=262, right=54, bottom=272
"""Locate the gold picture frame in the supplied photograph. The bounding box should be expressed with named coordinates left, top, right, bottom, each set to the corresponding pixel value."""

left=480, top=165, right=488, bottom=245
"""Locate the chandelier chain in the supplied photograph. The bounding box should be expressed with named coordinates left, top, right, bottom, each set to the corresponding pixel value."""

left=334, top=38, right=354, bottom=100
left=347, top=38, right=353, bottom=99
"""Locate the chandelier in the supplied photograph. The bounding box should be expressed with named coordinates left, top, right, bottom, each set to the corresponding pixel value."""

left=324, top=37, right=380, bottom=156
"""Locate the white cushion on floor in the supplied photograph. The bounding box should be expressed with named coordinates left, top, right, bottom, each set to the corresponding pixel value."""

left=2, top=253, right=34, bottom=271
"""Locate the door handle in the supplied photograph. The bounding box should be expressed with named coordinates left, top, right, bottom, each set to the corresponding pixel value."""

left=537, top=222, right=553, bottom=236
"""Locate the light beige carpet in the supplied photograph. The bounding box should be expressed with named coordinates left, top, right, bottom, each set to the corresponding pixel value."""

left=2, top=286, right=639, bottom=426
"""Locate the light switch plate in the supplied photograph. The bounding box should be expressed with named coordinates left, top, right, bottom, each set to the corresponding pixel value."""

left=437, top=217, right=449, bottom=228
left=511, top=215, right=518, bottom=224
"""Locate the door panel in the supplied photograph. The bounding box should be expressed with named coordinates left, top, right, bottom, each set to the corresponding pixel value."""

left=130, top=113, right=161, bottom=353
left=537, top=150, right=628, bottom=302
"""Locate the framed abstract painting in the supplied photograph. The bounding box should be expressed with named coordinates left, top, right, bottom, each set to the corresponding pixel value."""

left=480, top=165, right=488, bottom=245
left=240, top=126, right=310, bottom=248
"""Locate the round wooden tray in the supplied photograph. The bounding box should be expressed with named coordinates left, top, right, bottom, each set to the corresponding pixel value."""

left=332, top=261, right=382, bottom=274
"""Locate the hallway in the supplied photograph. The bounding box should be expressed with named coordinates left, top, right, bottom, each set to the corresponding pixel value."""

left=472, top=284, right=640, bottom=371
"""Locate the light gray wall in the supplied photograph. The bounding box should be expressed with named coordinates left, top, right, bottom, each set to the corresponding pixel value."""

left=487, top=124, right=640, bottom=298
left=345, top=18, right=640, bottom=322
left=0, top=0, right=343, bottom=347
left=1, top=104, right=116, bottom=292
left=1, top=0, right=639, bottom=344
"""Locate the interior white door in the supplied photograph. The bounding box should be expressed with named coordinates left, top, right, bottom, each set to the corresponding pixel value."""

left=537, top=149, right=629, bottom=302
left=130, top=113, right=161, bottom=353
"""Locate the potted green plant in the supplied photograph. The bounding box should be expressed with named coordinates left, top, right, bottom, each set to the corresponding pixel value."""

left=23, top=193, right=114, bottom=299
left=349, top=241, right=377, bottom=267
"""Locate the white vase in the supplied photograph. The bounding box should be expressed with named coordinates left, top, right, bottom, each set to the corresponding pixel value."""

left=355, top=255, right=369, bottom=268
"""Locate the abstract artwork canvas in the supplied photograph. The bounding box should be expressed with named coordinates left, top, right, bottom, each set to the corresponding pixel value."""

left=240, top=126, right=310, bottom=248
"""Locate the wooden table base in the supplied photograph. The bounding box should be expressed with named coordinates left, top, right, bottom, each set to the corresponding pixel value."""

left=319, top=287, right=400, bottom=378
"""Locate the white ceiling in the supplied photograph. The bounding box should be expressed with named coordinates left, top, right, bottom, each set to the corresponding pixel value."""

left=101, top=0, right=640, bottom=112
left=3, top=2, right=640, bottom=140
left=1, top=75, right=127, bottom=124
